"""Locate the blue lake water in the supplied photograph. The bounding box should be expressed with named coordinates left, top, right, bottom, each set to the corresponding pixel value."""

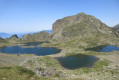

left=23, top=41, right=49, bottom=46
left=0, top=44, right=61, bottom=56
left=56, top=54, right=98, bottom=69
left=0, top=42, right=99, bottom=69
left=100, top=45, right=119, bottom=52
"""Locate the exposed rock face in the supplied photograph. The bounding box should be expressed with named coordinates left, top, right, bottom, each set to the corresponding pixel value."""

left=35, top=67, right=64, bottom=77
left=0, top=37, right=8, bottom=47
left=52, top=13, right=119, bottom=41
left=9, top=35, right=19, bottom=39
left=5, top=35, right=21, bottom=44
left=22, top=31, right=51, bottom=41
left=113, top=24, right=119, bottom=31
left=22, top=34, right=32, bottom=40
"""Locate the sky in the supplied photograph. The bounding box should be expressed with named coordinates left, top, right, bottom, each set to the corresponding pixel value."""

left=0, top=0, right=119, bottom=33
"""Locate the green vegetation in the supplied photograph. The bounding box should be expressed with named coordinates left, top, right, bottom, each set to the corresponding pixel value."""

left=38, top=56, right=62, bottom=69
left=74, top=59, right=110, bottom=73
left=28, top=60, right=34, bottom=66
left=0, top=66, right=38, bottom=80
left=93, top=59, right=110, bottom=70
left=110, top=69, right=119, bottom=75
left=17, top=66, right=35, bottom=76
left=0, top=66, right=57, bottom=80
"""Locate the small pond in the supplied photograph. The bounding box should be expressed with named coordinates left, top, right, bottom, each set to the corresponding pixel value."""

left=100, top=45, right=119, bottom=52
left=0, top=43, right=61, bottom=56
left=56, top=54, right=98, bottom=69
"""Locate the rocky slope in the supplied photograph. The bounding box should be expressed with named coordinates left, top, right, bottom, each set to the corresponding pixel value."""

left=0, top=37, right=8, bottom=47
left=5, top=35, right=21, bottom=44
left=22, top=31, right=51, bottom=41
left=113, top=24, right=119, bottom=31
left=52, top=13, right=119, bottom=42
left=9, top=35, right=19, bottom=39
left=0, top=37, right=5, bottom=44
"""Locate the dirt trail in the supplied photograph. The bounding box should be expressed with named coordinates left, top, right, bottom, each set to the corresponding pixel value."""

left=19, top=56, right=37, bottom=66
left=0, top=53, right=35, bottom=66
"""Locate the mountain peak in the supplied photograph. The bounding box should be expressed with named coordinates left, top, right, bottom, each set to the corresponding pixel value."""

left=10, top=35, right=19, bottom=39
left=77, top=12, right=87, bottom=15
left=52, top=13, right=119, bottom=41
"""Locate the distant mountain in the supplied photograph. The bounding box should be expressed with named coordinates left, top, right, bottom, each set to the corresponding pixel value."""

left=0, top=32, right=11, bottom=39
left=0, top=30, right=52, bottom=39
left=30, top=30, right=52, bottom=35
left=113, top=24, right=119, bottom=31
left=42, top=30, right=52, bottom=33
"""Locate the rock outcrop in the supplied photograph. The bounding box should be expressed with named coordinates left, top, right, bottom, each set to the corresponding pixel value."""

left=22, top=31, right=51, bottom=41
left=0, top=37, right=8, bottom=47
left=113, top=24, right=119, bottom=31
left=22, top=34, right=32, bottom=40
left=5, top=34, right=21, bottom=44
left=52, top=13, right=119, bottom=41
left=9, top=35, right=19, bottom=39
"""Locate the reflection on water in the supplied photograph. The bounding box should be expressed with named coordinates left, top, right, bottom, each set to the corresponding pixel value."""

left=56, top=54, right=98, bottom=69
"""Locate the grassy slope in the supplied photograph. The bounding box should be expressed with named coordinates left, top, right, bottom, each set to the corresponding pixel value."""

left=0, top=66, right=52, bottom=80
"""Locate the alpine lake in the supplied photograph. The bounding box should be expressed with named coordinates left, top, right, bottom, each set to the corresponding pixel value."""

left=0, top=42, right=119, bottom=69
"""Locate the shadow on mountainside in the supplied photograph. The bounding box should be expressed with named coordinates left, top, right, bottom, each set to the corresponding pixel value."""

left=85, top=45, right=108, bottom=51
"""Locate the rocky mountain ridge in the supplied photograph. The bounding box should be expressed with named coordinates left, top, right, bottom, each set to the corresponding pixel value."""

left=113, top=24, right=119, bottom=31
left=52, top=13, right=119, bottom=41
left=22, top=31, right=51, bottom=41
